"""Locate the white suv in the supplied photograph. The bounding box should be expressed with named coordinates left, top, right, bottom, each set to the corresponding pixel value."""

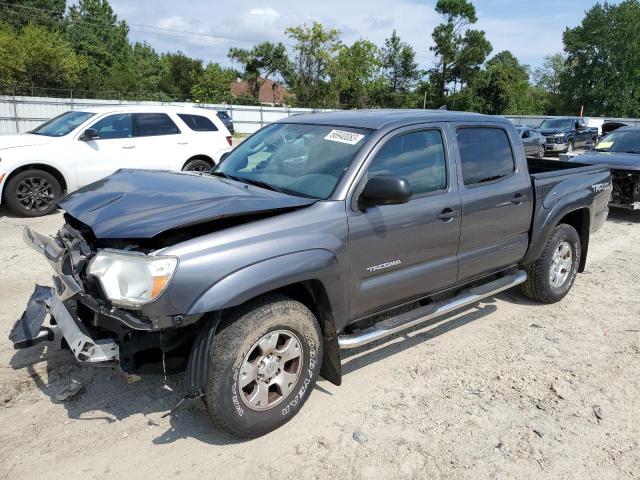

left=0, top=106, right=232, bottom=217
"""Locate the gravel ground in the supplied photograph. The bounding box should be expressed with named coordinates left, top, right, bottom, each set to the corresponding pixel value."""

left=0, top=207, right=639, bottom=480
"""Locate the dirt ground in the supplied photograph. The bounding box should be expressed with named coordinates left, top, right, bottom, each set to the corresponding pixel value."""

left=0, top=207, right=639, bottom=480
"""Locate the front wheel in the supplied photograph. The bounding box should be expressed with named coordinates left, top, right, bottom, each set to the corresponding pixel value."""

left=521, top=224, right=581, bottom=304
left=537, top=145, right=545, bottom=159
left=204, top=295, right=322, bottom=438
left=566, top=140, right=574, bottom=153
left=182, top=158, right=214, bottom=172
left=4, top=169, right=62, bottom=217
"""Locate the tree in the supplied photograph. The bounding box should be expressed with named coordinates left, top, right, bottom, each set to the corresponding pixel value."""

left=65, top=0, right=131, bottom=93
left=0, top=23, right=85, bottom=90
left=533, top=53, right=567, bottom=114
left=286, top=22, right=342, bottom=107
left=228, top=42, right=290, bottom=103
left=562, top=0, right=640, bottom=117
left=378, top=30, right=420, bottom=107
left=159, top=52, right=204, bottom=100
left=468, top=51, right=545, bottom=115
left=330, top=39, right=382, bottom=108
left=428, top=0, right=492, bottom=107
left=0, top=0, right=65, bottom=30
left=191, top=63, right=236, bottom=104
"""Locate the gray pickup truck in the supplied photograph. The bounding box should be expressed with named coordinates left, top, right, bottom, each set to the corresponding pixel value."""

left=10, top=110, right=611, bottom=438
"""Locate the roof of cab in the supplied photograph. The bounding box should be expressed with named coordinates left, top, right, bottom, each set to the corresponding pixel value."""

left=277, top=109, right=510, bottom=130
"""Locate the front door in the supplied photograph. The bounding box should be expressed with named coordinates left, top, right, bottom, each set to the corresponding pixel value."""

left=347, top=126, right=461, bottom=320
left=74, top=113, right=135, bottom=187
left=454, top=124, right=533, bottom=282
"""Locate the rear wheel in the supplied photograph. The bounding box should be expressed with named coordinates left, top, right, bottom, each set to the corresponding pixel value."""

left=183, top=158, right=214, bottom=172
left=204, top=295, right=322, bottom=438
left=537, top=145, right=545, bottom=159
left=521, top=224, right=581, bottom=304
left=4, top=169, right=62, bottom=217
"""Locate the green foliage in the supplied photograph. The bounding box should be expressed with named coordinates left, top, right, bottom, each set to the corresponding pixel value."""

left=562, top=0, right=640, bottom=117
left=0, top=0, right=65, bottom=30
left=228, top=42, right=290, bottom=102
left=428, top=0, right=492, bottom=107
left=533, top=53, right=567, bottom=114
left=65, top=0, right=131, bottom=93
left=191, top=63, right=236, bottom=104
left=158, top=52, right=204, bottom=101
left=378, top=30, right=421, bottom=107
left=0, top=22, right=85, bottom=89
left=329, top=39, right=382, bottom=108
left=286, top=22, right=342, bottom=107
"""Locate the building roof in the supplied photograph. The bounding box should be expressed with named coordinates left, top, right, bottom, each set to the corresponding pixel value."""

left=278, top=109, right=509, bottom=130
left=231, top=78, right=291, bottom=105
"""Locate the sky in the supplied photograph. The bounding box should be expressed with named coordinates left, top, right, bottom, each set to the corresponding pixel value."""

left=109, top=0, right=620, bottom=71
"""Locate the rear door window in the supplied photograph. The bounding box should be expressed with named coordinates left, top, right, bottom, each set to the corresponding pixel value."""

left=457, top=127, right=515, bottom=186
left=133, top=113, right=180, bottom=137
left=178, top=114, right=218, bottom=132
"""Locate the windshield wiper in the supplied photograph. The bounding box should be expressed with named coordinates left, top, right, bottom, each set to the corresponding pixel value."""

left=236, top=176, right=288, bottom=194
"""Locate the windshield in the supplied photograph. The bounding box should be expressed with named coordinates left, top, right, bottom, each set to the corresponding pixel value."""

left=539, top=119, right=573, bottom=129
left=594, top=130, right=640, bottom=154
left=31, top=111, right=95, bottom=137
left=213, top=123, right=372, bottom=199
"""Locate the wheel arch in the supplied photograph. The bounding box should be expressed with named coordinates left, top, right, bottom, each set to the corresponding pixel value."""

left=2, top=163, right=69, bottom=201
left=181, top=154, right=215, bottom=171
left=556, top=208, right=590, bottom=272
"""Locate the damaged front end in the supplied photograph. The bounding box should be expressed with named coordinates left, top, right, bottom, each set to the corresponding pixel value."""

left=610, top=170, right=640, bottom=210
left=10, top=225, right=204, bottom=375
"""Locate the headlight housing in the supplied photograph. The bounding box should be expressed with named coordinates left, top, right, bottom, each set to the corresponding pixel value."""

left=554, top=133, right=566, bottom=137
left=87, top=250, right=178, bottom=308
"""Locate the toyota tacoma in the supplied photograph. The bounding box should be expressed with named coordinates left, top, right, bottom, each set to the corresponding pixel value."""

left=10, top=110, right=611, bottom=438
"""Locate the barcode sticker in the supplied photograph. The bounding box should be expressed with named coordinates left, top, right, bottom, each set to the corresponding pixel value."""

left=324, top=129, right=365, bottom=145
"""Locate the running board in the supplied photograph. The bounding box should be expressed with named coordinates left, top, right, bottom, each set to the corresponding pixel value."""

left=338, top=270, right=527, bottom=349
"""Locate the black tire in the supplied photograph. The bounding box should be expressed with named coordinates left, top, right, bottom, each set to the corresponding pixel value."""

left=521, top=224, right=581, bottom=304
left=537, top=145, right=545, bottom=159
left=182, top=158, right=214, bottom=172
left=4, top=169, right=62, bottom=217
left=204, top=295, right=323, bottom=438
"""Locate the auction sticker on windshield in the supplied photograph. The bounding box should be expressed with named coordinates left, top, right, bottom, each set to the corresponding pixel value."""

left=324, top=129, right=365, bottom=145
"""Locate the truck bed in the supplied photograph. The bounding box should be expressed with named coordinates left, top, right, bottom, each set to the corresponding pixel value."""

left=527, top=158, right=607, bottom=179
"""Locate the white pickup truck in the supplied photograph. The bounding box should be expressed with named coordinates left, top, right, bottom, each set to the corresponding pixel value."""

left=0, top=106, right=232, bottom=217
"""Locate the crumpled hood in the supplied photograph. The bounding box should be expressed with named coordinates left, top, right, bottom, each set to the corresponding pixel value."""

left=567, top=151, right=640, bottom=171
left=59, top=169, right=317, bottom=238
left=0, top=133, right=53, bottom=150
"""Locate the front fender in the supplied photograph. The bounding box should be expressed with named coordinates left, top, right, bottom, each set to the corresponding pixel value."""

left=186, top=249, right=343, bottom=315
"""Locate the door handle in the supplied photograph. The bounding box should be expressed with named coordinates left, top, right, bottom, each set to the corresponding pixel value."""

left=437, top=208, right=460, bottom=221
left=122, top=145, right=135, bottom=149
left=510, top=193, right=524, bottom=205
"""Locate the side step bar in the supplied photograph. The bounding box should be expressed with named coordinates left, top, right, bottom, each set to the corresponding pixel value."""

left=338, top=270, right=527, bottom=349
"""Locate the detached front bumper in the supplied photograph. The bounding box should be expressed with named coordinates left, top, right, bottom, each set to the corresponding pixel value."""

left=10, top=226, right=119, bottom=364
left=10, top=284, right=119, bottom=363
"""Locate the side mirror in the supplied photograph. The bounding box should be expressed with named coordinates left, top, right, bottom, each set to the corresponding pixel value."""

left=81, top=128, right=100, bottom=141
left=359, top=175, right=412, bottom=207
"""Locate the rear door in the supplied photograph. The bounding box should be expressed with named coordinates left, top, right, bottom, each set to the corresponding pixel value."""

left=129, top=113, right=184, bottom=170
left=73, top=113, right=135, bottom=186
left=347, top=124, right=461, bottom=320
left=454, top=124, right=533, bottom=282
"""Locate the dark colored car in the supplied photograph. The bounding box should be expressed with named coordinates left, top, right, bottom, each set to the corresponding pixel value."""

left=11, top=110, right=611, bottom=438
left=539, top=117, right=599, bottom=154
left=563, top=126, right=640, bottom=210
left=516, top=126, right=545, bottom=158
left=216, top=110, right=234, bottom=134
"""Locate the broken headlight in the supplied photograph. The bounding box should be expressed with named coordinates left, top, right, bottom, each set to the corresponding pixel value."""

left=87, top=250, right=178, bottom=308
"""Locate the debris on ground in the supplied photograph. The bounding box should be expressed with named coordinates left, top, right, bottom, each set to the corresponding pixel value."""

left=352, top=431, right=368, bottom=444
left=54, top=379, right=86, bottom=402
